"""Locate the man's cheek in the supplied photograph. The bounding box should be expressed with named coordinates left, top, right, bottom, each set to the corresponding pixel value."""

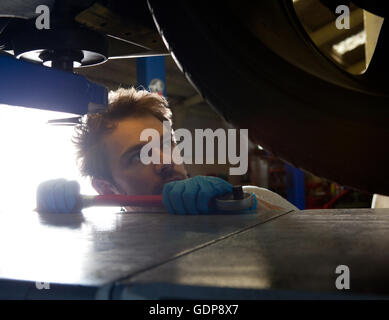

left=134, top=174, right=158, bottom=194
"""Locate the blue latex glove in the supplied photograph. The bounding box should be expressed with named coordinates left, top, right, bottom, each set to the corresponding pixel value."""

left=162, top=176, right=235, bottom=215
left=36, top=179, right=80, bottom=214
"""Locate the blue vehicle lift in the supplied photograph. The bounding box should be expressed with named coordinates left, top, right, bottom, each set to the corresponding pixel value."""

left=0, top=53, right=165, bottom=114
left=0, top=54, right=107, bottom=115
left=285, top=163, right=306, bottom=210
left=136, top=56, right=166, bottom=96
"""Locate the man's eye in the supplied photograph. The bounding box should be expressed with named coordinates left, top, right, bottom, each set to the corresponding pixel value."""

left=129, top=153, right=141, bottom=164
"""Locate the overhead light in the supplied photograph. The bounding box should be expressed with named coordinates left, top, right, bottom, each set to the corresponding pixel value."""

left=42, top=60, right=82, bottom=68
left=332, top=30, right=366, bottom=55
left=257, top=145, right=263, bottom=150
left=0, top=104, right=118, bottom=216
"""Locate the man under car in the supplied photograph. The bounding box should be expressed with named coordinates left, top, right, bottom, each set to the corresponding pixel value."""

left=37, top=87, right=297, bottom=214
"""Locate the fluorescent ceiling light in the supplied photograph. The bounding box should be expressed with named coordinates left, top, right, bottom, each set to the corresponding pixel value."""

left=0, top=105, right=119, bottom=215
left=332, top=30, right=366, bottom=55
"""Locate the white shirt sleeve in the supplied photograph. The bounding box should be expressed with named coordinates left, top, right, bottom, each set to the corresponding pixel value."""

left=243, top=185, right=299, bottom=211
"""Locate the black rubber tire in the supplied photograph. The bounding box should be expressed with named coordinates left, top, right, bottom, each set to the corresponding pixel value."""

left=148, top=0, right=389, bottom=195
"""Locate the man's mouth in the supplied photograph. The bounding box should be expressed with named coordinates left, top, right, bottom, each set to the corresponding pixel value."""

left=163, top=176, right=185, bottom=184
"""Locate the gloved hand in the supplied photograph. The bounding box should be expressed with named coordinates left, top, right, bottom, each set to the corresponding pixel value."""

left=162, top=176, right=236, bottom=215
left=36, top=179, right=80, bottom=214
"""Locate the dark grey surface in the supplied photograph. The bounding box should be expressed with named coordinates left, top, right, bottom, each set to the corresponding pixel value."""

left=0, top=207, right=288, bottom=293
left=117, top=208, right=389, bottom=298
left=3, top=208, right=389, bottom=299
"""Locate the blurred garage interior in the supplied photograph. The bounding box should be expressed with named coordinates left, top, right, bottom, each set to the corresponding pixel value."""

left=1, top=0, right=389, bottom=299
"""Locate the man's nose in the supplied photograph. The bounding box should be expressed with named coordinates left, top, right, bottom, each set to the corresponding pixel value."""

left=153, top=147, right=174, bottom=175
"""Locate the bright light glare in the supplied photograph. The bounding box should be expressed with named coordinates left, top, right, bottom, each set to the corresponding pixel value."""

left=0, top=104, right=119, bottom=214
left=43, top=61, right=82, bottom=68
left=332, top=30, right=366, bottom=56
left=0, top=104, right=122, bottom=284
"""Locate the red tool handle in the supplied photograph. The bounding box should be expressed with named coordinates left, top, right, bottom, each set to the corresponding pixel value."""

left=92, top=194, right=164, bottom=207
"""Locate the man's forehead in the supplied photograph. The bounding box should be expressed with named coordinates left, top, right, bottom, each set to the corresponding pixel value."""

left=102, top=115, right=167, bottom=158
left=116, top=115, right=163, bottom=136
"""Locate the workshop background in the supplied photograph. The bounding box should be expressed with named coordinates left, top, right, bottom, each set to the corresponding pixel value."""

left=3, top=0, right=389, bottom=300
left=0, top=0, right=378, bottom=213
left=0, top=55, right=372, bottom=214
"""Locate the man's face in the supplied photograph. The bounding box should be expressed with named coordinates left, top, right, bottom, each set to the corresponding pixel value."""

left=101, top=114, right=188, bottom=195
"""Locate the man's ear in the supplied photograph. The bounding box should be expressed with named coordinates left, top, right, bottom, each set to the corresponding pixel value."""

left=91, top=177, right=120, bottom=195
